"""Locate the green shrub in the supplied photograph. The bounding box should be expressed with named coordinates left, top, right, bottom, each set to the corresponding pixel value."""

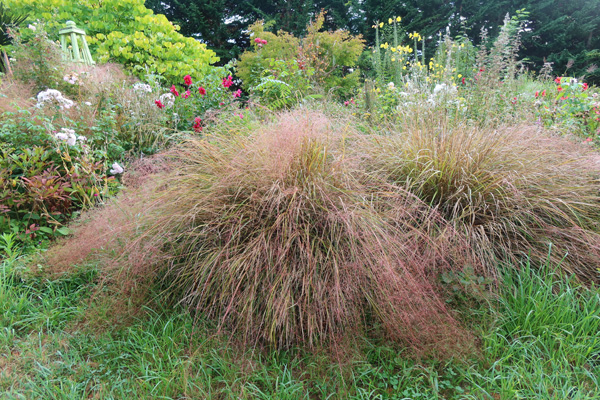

left=237, top=11, right=364, bottom=102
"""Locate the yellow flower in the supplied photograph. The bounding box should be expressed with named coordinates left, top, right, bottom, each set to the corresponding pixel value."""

left=461, top=43, right=465, bottom=47
left=391, top=47, right=397, bottom=52
left=458, top=74, right=462, bottom=78
left=391, top=58, right=396, bottom=62
left=379, top=22, right=384, bottom=28
left=396, top=16, right=401, bottom=22
left=402, top=66, right=407, bottom=70
left=388, top=18, right=393, bottom=24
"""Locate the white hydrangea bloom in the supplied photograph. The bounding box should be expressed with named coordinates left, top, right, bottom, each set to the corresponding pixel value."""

left=109, top=162, right=124, bottom=175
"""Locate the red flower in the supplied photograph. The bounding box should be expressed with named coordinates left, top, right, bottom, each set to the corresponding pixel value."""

left=219, top=102, right=225, bottom=106
left=155, top=100, right=164, bottom=109
left=535, top=91, right=539, bottom=98
left=557, top=86, right=563, bottom=92
left=222, top=75, right=233, bottom=88
left=583, top=83, right=589, bottom=91
left=511, top=97, right=517, bottom=104
left=192, top=117, right=202, bottom=132
left=554, top=77, right=562, bottom=84
left=344, top=101, right=349, bottom=106
left=198, top=86, right=206, bottom=96
left=233, top=89, right=242, bottom=98
left=182, top=90, right=191, bottom=99
left=170, top=85, right=179, bottom=97
left=541, top=90, right=546, bottom=97
left=560, top=96, right=568, bottom=100
left=184, top=75, right=193, bottom=86
left=461, top=77, right=466, bottom=85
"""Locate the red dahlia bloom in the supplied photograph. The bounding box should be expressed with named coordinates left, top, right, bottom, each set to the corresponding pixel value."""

left=233, top=89, right=242, bottom=98
left=222, top=76, right=233, bottom=88
left=155, top=100, right=164, bottom=109
left=192, top=117, right=202, bottom=132
left=198, top=87, right=206, bottom=95
left=184, top=75, right=193, bottom=86
left=535, top=91, right=539, bottom=98
left=583, top=83, right=589, bottom=91
left=170, top=85, right=179, bottom=97
left=182, top=90, right=191, bottom=99
left=555, top=77, right=562, bottom=84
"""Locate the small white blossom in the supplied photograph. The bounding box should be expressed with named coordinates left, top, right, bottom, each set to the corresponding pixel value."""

left=28, top=24, right=36, bottom=31
left=387, top=82, right=395, bottom=90
left=36, top=89, right=75, bottom=110
left=84, top=102, right=92, bottom=106
left=109, top=162, right=124, bottom=175
left=133, top=82, right=153, bottom=94
left=159, top=92, right=175, bottom=108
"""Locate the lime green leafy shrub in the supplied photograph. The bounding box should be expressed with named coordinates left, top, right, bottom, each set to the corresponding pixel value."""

left=5, top=0, right=219, bottom=83
left=237, top=11, right=364, bottom=104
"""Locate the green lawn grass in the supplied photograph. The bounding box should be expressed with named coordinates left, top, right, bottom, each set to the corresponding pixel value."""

left=1, top=233, right=598, bottom=399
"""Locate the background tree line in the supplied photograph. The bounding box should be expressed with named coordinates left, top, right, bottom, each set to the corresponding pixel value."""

left=145, top=0, right=600, bottom=82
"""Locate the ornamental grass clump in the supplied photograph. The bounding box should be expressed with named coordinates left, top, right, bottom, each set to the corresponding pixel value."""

left=120, top=110, right=479, bottom=354
left=366, top=123, right=600, bottom=282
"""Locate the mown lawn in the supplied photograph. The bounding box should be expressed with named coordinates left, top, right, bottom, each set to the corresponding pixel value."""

left=1, top=239, right=598, bottom=399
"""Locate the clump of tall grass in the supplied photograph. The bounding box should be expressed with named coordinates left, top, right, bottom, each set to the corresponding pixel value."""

left=365, top=122, right=600, bottom=282
left=108, top=110, right=480, bottom=354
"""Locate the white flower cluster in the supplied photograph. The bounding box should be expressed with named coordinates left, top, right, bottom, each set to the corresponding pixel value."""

left=36, top=89, right=75, bottom=109
left=54, top=128, right=87, bottom=146
left=133, top=82, right=153, bottom=94
left=432, top=83, right=457, bottom=97
left=159, top=92, right=175, bottom=108
left=109, top=162, right=124, bottom=175
left=63, top=73, right=80, bottom=85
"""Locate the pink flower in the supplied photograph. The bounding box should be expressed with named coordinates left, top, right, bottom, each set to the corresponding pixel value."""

left=219, top=102, right=225, bottom=106
left=541, top=90, right=546, bottom=97
left=184, top=75, right=193, bottom=86
left=511, top=97, right=517, bottom=105
left=461, top=77, right=466, bottom=85
left=583, top=83, right=589, bottom=91
left=555, top=77, right=562, bottom=84
left=182, top=90, right=191, bottom=99
left=344, top=101, right=349, bottom=106
left=233, top=89, right=242, bottom=98
left=198, top=87, right=206, bottom=96
left=557, top=86, right=563, bottom=92
left=192, top=117, right=202, bottom=132
left=170, top=85, right=179, bottom=97
left=155, top=100, right=164, bottom=109
left=254, top=37, right=267, bottom=47
left=222, top=75, right=233, bottom=88
left=535, top=91, right=539, bottom=98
